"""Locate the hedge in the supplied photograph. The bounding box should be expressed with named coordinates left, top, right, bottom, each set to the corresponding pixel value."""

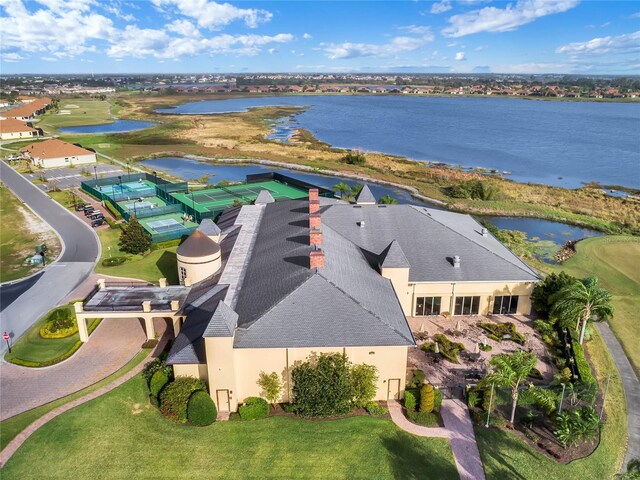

left=572, top=341, right=596, bottom=385
left=105, top=200, right=122, bottom=219
left=187, top=390, right=217, bottom=426
left=421, top=334, right=465, bottom=363
left=151, top=239, right=182, bottom=251
left=238, top=397, right=269, bottom=420
left=101, top=256, right=128, bottom=267
left=434, top=388, right=442, bottom=412
left=39, top=307, right=77, bottom=338
left=149, top=370, right=169, bottom=400
left=159, top=377, right=207, bottom=423
left=7, top=319, right=101, bottom=367
left=404, top=390, right=417, bottom=412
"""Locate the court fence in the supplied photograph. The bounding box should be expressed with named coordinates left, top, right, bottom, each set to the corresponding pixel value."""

left=148, top=226, right=196, bottom=243
left=129, top=204, right=183, bottom=219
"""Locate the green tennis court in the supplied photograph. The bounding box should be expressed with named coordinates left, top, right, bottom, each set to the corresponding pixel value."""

left=171, top=180, right=308, bottom=212
left=140, top=212, right=198, bottom=236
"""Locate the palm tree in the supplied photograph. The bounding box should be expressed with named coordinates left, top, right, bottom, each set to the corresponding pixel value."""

left=333, top=182, right=351, bottom=200
left=551, top=277, right=613, bottom=344
left=482, top=350, right=537, bottom=424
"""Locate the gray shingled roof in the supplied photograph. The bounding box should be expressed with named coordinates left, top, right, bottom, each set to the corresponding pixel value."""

left=321, top=204, right=539, bottom=283
left=380, top=240, right=410, bottom=268
left=233, top=199, right=414, bottom=348
left=355, top=184, right=376, bottom=204
left=254, top=189, right=275, bottom=205
left=197, top=218, right=221, bottom=236
left=203, top=301, right=238, bottom=337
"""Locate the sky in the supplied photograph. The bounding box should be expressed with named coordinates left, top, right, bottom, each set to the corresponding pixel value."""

left=0, top=0, right=639, bottom=75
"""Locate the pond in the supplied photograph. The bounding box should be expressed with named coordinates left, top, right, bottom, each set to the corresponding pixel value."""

left=140, top=156, right=604, bottom=263
left=59, top=120, right=155, bottom=134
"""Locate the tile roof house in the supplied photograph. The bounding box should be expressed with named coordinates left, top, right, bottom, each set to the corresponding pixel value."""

left=20, top=138, right=96, bottom=168
left=160, top=187, right=539, bottom=412
left=0, top=118, right=39, bottom=140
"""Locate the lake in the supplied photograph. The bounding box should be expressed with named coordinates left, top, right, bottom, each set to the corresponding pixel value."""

left=59, top=120, right=155, bottom=134
left=140, top=156, right=602, bottom=262
left=157, top=95, right=640, bottom=189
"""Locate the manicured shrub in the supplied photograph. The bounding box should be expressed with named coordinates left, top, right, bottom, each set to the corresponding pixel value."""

left=291, top=353, right=353, bottom=416
left=365, top=401, right=388, bottom=416
left=149, top=370, right=169, bottom=400
left=239, top=396, right=269, bottom=420
left=408, top=411, right=440, bottom=426
left=351, top=363, right=378, bottom=408
left=282, top=403, right=297, bottom=414
left=150, top=239, right=182, bottom=251
left=404, top=390, right=417, bottom=412
left=142, top=356, right=173, bottom=386
left=571, top=341, right=596, bottom=385
left=409, top=369, right=425, bottom=388
left=434, top=387, right=442, bottom=412
left=420, top=384, right=435, bottom=413
left=101, top=256, right=128, bottom=267
left=479, top=322, right=525, bottom=344
left=187, top=390, right=217, bottom=426
left=39, top=306, right=77, bottom=338
left=159, top=377, right=207, bottom=423
left=421, top=334, right=466, bottom=363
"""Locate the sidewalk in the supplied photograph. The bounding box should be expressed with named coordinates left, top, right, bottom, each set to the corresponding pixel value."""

left=388, top=399, right=486, bottom=480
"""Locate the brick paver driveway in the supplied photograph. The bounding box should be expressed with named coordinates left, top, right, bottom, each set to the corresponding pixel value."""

left=0, top=318, right=166, bottom=420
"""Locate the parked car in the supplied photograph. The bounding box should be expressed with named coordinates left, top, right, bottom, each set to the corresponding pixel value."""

left=83, top=206, right=95, bottom=216
left=89, top=212, right=104, bottom=221
left=91, top=218, right=105, bottom=227
left=75, top=203, right=87, bottom=211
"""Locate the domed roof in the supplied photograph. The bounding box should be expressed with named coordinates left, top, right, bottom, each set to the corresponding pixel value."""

left=177, top=230, right=220, bottom=258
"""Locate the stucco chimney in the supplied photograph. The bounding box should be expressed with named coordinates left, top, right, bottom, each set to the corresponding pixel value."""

left=310, top=228, right=322, bottom=246
left=310, top=249, right=325, bottom=269
left=309, top=200, right=320, bottom=214
left=453, top=255, right=461, bottom=268
left=309, top=213, right=321, bottom=229
left=309, top=188, right=319, bottom=202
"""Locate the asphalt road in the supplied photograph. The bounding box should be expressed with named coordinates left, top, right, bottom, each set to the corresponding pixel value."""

left=0, top=160, right=99, bottom=352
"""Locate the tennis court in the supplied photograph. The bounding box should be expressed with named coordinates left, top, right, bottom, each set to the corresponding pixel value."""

left=171, top=180, right=308, bottom=212
left=98, top=179, right=156, bottom=198
left=118, top=195, right=167, bottom=210
left=140, top=212, right=198, bottom=237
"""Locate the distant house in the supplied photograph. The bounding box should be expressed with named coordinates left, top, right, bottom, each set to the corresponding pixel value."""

left=0, top=97, right=51, bottom=122
left=17, top=95, right=38, bottom=103
left=20, top=138, right=96, bottom=168
left=0, top=118, right=39, bottom=140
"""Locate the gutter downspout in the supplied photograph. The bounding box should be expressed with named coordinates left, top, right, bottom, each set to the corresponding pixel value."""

left=450, top=283, right=456, bottom=315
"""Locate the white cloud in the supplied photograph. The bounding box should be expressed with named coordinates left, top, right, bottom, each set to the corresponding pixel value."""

left=303, top=33, right=312, bottom=40
left=474, top=45, right=487, bottom=51
left=40, top=56, right=58, bottom=62
left=399, top=25, right=432, bottom=35
left=455, top=51, right=466, bottom=60
left=1, top=52, right=26, bottom=62
left=443, top=0, right=580, bottom=37
left=631, top=12, right=640, bottom=19
left=493, top=62, right=572, bottom=73
left=166, top=19, right=200, bottom=37
left=324, top=35, right=433, bottom=59
left=151, top=0, right=272, bottom=30
left=556, top=31, right=640, bottom=56
left=431, top=0, right=452, bottom=14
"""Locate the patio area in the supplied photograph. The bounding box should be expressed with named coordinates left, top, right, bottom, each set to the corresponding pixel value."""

left=407, top=315, right=556, bottom=389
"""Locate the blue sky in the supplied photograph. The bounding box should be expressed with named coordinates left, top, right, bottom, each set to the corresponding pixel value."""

left=1, top=0, right=639, bottom=74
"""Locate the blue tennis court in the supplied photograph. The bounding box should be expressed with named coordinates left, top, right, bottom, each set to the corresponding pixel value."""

left=147, top=218, right=185, bottom=233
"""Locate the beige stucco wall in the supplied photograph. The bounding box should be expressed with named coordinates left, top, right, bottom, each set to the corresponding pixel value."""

left=0, top=130, right=36, bottom=140
left=380, top=267, right=412, bottom=314
left=408, top=281, right=535, bottom=317
left=204, top=337, right=237, bottom=411
left=231, top=345, right=409, bottom=409
left=173, top=364, right=209, bottom=383
left=35, top=153, right=96, bottom=168
left=177, top=250, right=221, bottom=285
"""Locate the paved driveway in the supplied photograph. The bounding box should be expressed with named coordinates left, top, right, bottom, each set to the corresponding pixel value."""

left=0, top=161, right=100, bottom=352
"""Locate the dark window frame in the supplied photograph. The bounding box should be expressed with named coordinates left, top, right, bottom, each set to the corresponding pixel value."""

left=492, top=295, right=519, bottom=315
left=454, top=296, right=480, bottom=315
left=414, top=296, right=442, bottom=316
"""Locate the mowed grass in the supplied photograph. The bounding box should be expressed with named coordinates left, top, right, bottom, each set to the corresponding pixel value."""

left=0, top=375, right=459, bottom=480
left=0, top=185, right=60, bottom=282
left=38, top=99, right=113, bottom=131
left=95, top=227, right=179, bottom=284
left=543, top=236, right=640, bottom=376
left=0, top=348, right=151, bottom=450
left=476, top=328, right=627, bottom=480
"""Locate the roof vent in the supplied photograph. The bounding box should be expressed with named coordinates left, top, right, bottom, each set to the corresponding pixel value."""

left=481, top=228, right=488, bottom=237
left=453, top=255, right=461, bottom=268
left=358, top=220, right=365, bottom=228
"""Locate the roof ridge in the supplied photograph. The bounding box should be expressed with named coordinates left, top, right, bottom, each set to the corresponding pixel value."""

left=409, top=205, right=539, bottom=279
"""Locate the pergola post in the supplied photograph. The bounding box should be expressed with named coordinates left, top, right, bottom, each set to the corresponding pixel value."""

left=74, top=302, right=89, bottom=342
left=144, top=317, right=156, bottom=340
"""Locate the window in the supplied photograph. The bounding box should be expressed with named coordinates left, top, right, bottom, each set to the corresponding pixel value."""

left=454, top=296, right=481, bottom=315
left=179, top=266, right=187, bottom=282
left=493, top=296, right=519, bottom=315
left=414, top=297, right=442, bottom=316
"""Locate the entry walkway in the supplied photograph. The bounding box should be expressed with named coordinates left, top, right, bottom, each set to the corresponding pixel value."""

left=388, top=399, right=486, bottom=480
left=0, top=318, right=166, bottom=420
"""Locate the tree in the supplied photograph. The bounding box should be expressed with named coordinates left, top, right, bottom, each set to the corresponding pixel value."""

left=341, top=150, right=366, bottom=166
left=551, top=277, right=613, bottom=344
left=619, top=458, right=640, bottom=479
left=118, top=216, right=151, bottom=254
left=420, top=384, right=435, bottom=413
left=333, top=182, right=351, bottom=199
left=351, top=363, right=378, bottom=408
left=482, top=350, right=537, bottom=424
left=257, top=371, right=283, bottom=409
left=379, top=195, right=398, bottom=204
left=531, top=271, right=576, bottom=319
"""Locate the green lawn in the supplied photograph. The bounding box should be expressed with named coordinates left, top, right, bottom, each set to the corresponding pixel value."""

left=95, top=227, right=179, bottom=284
left=0, top=348, right=151, bottom=450
left=0, top=185, right=61, bottom=282
left=38, top=100, right=113, bottom=132
left=3, top=304, right=99, bottom=366
left=541, top=236, right=640, bottom=377
left=476, top=328, right=627, bottom=480
left=0, top=375, right=459, bottom=480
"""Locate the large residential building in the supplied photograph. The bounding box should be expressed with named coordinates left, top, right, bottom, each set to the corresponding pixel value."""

left=20, top=138, right=96, bottom=168
left=0, top=118, right=39, bottom=140
left=0, top=97, right=51, bottom=122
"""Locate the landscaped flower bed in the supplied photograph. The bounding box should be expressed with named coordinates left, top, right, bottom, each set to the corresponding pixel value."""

left=479, top=322, right=526, bottom=344
left=421, top=333, right=465, bottom=363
